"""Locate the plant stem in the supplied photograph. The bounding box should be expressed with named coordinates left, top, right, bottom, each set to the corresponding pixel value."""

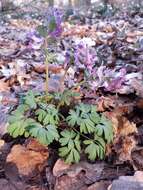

left=44, top=38, right=49, bottom=95
left=45, top=55, right=49, bottom=95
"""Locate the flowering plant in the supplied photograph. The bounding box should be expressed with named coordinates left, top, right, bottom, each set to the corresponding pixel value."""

left=27, top=8, right=63, bottom=95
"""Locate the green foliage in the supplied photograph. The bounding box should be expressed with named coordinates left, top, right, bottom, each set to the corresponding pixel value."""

left=28, top=123, right=59, bottom=145
left=54, top=89, right=80, bottom=107
left=37, top=25, right=48, bottom=38
left=67, top=103, right=101, bottom=134
left=7, top=90, right=113, bottom=163
left=95, top=115, right=113, bottom=143
left=59, top=130, right=81, bottom=163
left=23, top=90, right=38, bottom=109
left=36, top=104, right=59, bottom=125
left=84, top=136, right=105, bottom=160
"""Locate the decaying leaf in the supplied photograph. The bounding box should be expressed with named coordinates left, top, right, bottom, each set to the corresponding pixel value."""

left=6, top=139, right=49, bottom=177
left=105, top=112, right=137, bottom=162
left=96, top=96, right=116, bottom=112
left=132, top=148, right=143, bottom=170
left=0, top=140, right=5, bottom=149
left=0, top=81, right=9, bottom=92
left=118, top=136, right=136, bottom=162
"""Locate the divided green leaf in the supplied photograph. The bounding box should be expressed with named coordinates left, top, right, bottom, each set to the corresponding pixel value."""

left=59, top=130, right=81, bottom=163
left=7, top=91, right=113, bottom=164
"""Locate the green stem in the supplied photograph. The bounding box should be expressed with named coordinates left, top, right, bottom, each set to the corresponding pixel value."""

left=45, top=55, right=49, bottom=95
left=44, top=38, right=49, bottom=96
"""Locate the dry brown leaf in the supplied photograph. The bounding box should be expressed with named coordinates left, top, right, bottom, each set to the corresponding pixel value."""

left=53, top=159, right=71, bottom=177
left=0, top=81, right=9, bottom=92
left=103, top=24, right=114, bottom=33
left=105, top=112, right=137, bottom=162
left=34, top=64, right=63, bottom=74
left=136, top=98, right=143, bottom=109
left=26, top=138, right=48, bottom=152
left=10, top=19, right=41, bottom=30
left=131, top=79, right=143, bottom=98
left=118, top=117, right=137, bottom=137
left=87, top=181, right=111, bottom=190
left=96, top=96, right=116, bottom=112
left=105, top=112, right=137, bottom=137
left=127, top=31, right=143, bottom=37
left=126, top=37, right=137, bottom=43
left=132, top=148, right=143, bottom=170
left=118, top=136, right=136, bottom=162
left=0, top=140, right=5, bottom=149
left=6, top=139, right=48, bottom=176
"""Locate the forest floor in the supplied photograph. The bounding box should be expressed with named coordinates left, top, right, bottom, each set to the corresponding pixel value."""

left=0, top=3, right=143, bottom=190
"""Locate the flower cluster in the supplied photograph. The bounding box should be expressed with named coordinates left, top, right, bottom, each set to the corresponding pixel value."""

left=27, top=29, right=44, bottom=50
left=74, top=43, right=96, bottom=76
left=27, top=8, right=63, bottom=50
left=90, top=66, right=127, bottom=91
left=47, top=8, right=63, bottom=38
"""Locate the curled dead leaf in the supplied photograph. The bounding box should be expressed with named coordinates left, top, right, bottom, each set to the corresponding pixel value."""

left=118, top=136, right=136, bottom=162
left=6, top=139, right=48, bottom=177
left=53, top=159, right=71, bottom=177
left=34, top=64, right=63, bottom=74
left=0, top=140, right=5, bottom=149
left=96, top=96, right=116, bottom=112
left=105, top=112, right=137, bottom=162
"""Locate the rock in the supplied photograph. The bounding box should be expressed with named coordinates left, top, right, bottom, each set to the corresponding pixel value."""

left=53, top=159, right=71, bottom=177
left=134, top=171, right=143, bottom=182
left=6, top=139, right=49, bottom=180
left=111, top=180, right=143, bottom=190
left=111, top=171, right=143, bottom=190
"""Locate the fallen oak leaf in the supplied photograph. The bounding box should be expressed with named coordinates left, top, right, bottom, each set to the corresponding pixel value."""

left=33, top=63, right=63, bottom=74
left=6, top=139, right=49, bottom=177
left=96, top=96, right=116, bottom=112
left=127, top=31, right=143, bottom=37
left=0, top=81, right=9, bottom=92
left=105, top=112, right=137, bottom=162
left=130, top=79, right=143, bottom=98
left=118, top=136, right=136, bottom=162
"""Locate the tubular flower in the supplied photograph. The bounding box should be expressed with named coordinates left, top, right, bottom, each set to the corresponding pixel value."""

left=27, top=29, right=44, bottom=50
left=47, top=8, right=63, bottom=38
left=74, top=43, right=96, bottom=75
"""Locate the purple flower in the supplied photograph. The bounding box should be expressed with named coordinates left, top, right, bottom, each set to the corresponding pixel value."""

left=106, top=68, right=126, bottom=91
left=47, top=8, right=63, bottom=38
left=74, top=43, right=96, bottom=75
left=27, top=29, right=44, bottom=50
left=90, top=67, right=127, bottom=91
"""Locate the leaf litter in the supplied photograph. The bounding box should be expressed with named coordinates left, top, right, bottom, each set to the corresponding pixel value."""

left=0, top=1, right=143, bottom=190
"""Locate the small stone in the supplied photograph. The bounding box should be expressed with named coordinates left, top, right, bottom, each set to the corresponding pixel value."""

left=134, top=171, right=143, bottom=182
left=111, top=171, right=143, bottom=190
